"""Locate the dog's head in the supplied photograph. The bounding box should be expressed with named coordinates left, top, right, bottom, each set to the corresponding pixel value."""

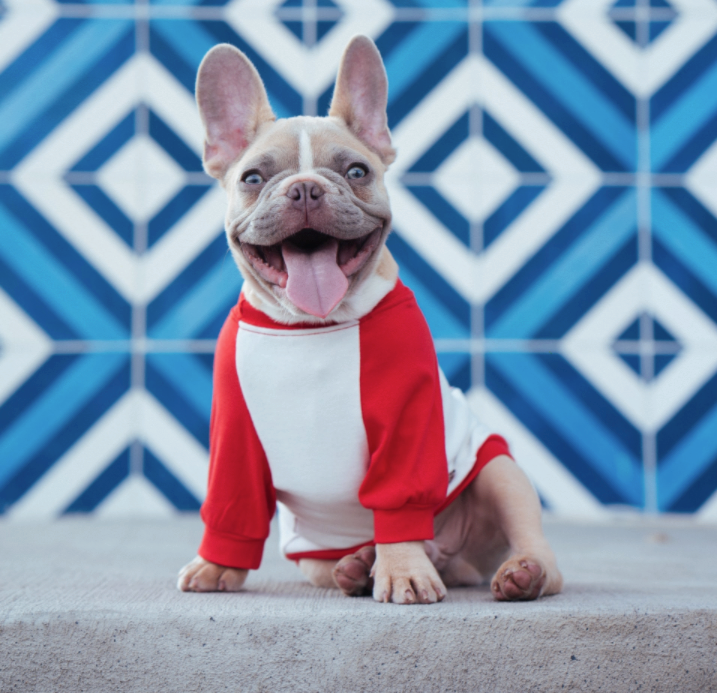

left=196, top=36, right=396, bottom=322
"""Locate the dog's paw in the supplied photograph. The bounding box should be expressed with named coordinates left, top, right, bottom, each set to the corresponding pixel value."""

left=490, top=555, right=561, bottom=601
left=372, top=541, right=447, bottom=605
left=332, top=545, right=376, bottom=596
left=177, top=556, right=248, bottom=593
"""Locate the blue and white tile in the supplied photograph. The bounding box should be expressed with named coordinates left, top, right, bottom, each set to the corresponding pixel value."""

left=12, top=52, right=223, bottom=304
left=684, top=138, right=717, bottom=221
left=0, top=0, right=59, bottom=75
left=7, top=389, right=207, bottom=519
left=557, top=0, right=717, bottom=98
left=0, top=287, right=53, bottom=405
left=2, top=0, right=717, bottom=518
left=562, top=263, right=717, bottom=432
left=226, top=0, right=395, bottom=101
left=386, top=51, right=600, bottom=303
left=467, top=386, right=610, bottom=518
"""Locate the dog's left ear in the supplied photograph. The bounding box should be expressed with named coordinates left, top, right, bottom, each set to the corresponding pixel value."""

left=196, top=43, right=276, bottom=180
left=329, top=36, right=396, bottom=165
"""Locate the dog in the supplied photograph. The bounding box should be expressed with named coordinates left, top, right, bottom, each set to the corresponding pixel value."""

left=177, top=36, right=563, bottom=605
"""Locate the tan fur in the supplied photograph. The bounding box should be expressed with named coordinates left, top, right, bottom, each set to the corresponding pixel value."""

left=375, top=246, right=398, bottom=281
left=220, top=114, right=394, bottom=325
left=328, top=36, right=396, bottom=165
left=291, top=456, right=563, bottom=605
left=372, top=542, right=446, bottom=604
left=177, top=556, right=248, bottom=593
left=178, top=36, right=562, bottom=605
left=298, top=559, right=337, bottom=589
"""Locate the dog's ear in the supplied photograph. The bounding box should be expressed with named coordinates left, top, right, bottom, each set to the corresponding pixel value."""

left=329, top=36, right=395, bottom=165
left=196, top=44, right=276, bottom=179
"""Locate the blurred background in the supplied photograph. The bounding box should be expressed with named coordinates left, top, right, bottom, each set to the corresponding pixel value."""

left=0, top=0, right=716, bottom=522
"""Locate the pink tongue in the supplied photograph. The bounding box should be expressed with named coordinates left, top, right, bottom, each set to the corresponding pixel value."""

left=283, top=238, right=349, bottom=318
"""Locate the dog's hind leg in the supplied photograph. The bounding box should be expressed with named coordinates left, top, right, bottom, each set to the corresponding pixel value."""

left=298, top=558, right=339, bottom=588
left=331, top=545, right=376, bottom=596
left=459, top=455, right=563, bottom=601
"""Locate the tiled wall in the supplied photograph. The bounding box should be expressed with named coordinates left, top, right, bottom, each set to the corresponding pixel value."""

left=1, top=0, right=716, bottom=519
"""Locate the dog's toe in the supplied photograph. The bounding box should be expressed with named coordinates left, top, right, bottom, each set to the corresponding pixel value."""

left=389, top=577, right=417, bottom=605
left=218, top=567, right=248, bottom=592
left=332, top=545, right=375, bottom=596
left=178, top=556, right=248, bottom=593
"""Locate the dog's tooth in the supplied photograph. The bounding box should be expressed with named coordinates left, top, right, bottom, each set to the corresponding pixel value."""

left=337, top=239, right=359, bottom=266
left=264, top=244, right=284, bottom=271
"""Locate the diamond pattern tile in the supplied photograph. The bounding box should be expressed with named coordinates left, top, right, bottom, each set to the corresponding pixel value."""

left=1, top=0, right=717, bottom=519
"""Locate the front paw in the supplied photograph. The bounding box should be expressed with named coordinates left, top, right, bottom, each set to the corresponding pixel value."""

left=372, top=542, right=447, bottom=605
left=177, top=556, right=248, bottom=592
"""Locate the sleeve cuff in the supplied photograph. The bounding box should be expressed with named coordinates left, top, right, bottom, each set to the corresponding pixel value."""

left=198, top=527, right=265, bottom=570
left=373, top=505, right=436, bottom=544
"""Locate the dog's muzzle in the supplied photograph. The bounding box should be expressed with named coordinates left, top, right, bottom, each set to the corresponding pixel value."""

left=241, top=227, right=382, bottom=318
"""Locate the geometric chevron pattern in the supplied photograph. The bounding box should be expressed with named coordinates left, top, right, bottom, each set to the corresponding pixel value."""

left=1, top=0, right=717, bottom=521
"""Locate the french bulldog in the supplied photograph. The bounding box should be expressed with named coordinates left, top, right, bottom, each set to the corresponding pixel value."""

left=177, top=36, right=562, bottom=605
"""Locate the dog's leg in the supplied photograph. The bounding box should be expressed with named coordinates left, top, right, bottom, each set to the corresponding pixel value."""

left=464, top=455, right=563, bottom=601
left=331, top=543, right=446, bottom=604
left=177, top=556, right=248, bottom=592
left=331, top=545, right=376, bottom=596
left=371, top=542, right=447, bottom=604
left=298, top=558, right=339, bottom=588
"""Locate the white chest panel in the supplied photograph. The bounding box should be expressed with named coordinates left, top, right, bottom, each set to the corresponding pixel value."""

left=235, top=321, right=372, bottom=550
left=235, top=319, right=493, bottom=555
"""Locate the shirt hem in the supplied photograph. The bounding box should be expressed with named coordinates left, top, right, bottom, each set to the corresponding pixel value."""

left=434, top=434, right=512, bottom=515
left=285, top=540, right=375, bottom=563
left=198, top=528, right=265, bottom=570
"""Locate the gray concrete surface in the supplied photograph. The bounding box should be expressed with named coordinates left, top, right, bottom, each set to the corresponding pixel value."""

left=1, top=515, right=715, bottom=693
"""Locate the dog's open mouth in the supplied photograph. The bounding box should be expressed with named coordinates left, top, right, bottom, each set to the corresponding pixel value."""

left=241, top=228, right=382, bottom=318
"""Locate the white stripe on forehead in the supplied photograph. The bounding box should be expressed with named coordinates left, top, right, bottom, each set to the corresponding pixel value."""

left=299, top=129, right=313, bottom=172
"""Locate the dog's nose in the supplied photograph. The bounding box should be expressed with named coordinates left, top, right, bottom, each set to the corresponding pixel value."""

left=287, top=181, right=324, bottom=212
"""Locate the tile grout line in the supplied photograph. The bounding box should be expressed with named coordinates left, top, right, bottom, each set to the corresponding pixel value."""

left=130, top=0, right=151, bottom=477
left=8, top=170, right=688, bottom=187
left=469, top=0, right=485, bottom=392
left=635, top=0, right=658, bottom=515
left=302, top=0, right=319, bottom=116
left=37, top=337, right=691, bottom=356
left=48, top=4, right=678, bottom=22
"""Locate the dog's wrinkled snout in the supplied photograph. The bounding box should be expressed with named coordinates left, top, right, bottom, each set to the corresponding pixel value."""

left=287, top=181, right=324, bottom=212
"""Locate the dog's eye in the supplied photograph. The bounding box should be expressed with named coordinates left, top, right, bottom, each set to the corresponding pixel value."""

left=242, top=172, right=264, bottom=185
left=346, top=165, right=367, bottom=180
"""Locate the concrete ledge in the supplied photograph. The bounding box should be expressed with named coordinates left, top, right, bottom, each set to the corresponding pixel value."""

left=1, top=517, right=716, bottom=692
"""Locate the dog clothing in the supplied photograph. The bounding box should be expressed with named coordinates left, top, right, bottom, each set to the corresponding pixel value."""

left=198, top=279, right=509, bottom=570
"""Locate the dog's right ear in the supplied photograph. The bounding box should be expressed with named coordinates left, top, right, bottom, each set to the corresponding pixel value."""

left=329, top=36, right=395, bottom=165
left=196, top=44, right=275, bottom=180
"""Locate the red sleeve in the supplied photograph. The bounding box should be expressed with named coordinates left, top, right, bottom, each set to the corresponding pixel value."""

left=358, top=283, right=448, bottom=544
left=198, top=305, right=276, bottom=570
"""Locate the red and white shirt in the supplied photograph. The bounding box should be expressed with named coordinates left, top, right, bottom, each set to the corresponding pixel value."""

left=198, top=280, right=509, bottom=569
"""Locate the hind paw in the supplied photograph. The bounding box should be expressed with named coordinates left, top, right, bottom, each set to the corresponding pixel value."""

left=332, top=545, right=375, bottom=596
left=491, top=556, right=548, bottom=601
